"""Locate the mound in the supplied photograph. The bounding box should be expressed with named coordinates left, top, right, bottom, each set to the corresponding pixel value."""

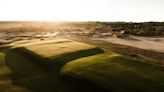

left=6, top=38, right=104, bottom=72
left=61, top=53, right=164, bottom=92
left=5, top=38, right=105, bottom=92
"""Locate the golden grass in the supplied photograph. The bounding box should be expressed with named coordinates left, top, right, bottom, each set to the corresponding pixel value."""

left=7, top=38, right=104, bottom=71
left=61, top=53, right=164, bottom=92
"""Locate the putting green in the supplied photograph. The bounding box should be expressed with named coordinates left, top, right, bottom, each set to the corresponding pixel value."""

left=61, top=53, right=164, bottom=92
left=6, top=38, right=104, bottom=71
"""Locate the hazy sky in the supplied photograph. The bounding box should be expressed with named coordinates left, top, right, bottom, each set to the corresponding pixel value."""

left=0, top=0, right=163, bottom=22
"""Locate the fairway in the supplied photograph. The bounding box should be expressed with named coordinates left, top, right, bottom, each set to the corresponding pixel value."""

left=1, top=38, right=164, bottom=92
left=3, top=38, right=107, bottom=92
left=61, top=53, right=164, bottom=92
left=6, top=38, right=104, bottom=71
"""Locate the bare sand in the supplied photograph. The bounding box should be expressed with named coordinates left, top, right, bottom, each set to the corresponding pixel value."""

left=99, top=36, right=164, bottom=53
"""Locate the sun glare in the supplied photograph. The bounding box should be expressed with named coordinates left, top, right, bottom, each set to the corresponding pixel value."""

left=0, top=0, right=164, bottom=21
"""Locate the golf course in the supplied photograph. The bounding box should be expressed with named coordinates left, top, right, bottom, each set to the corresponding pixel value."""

left=0, top=37, right=164, bottom=92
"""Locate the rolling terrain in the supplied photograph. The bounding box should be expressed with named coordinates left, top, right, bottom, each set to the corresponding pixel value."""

left=0, top=21, right=164, bottom=92
left=0, top=38, right=164, bottom=92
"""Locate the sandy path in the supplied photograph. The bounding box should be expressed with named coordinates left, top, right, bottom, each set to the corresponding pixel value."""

left=99, top=36, right=164, bottom=53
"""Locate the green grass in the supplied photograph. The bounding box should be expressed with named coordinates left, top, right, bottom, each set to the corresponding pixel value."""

left=13, top=38, right=101, bottom=58
left=8, top=38, right=104, bottom=71
left=0, top=46, right=30, bottom=92
left=3, top=39, right=105, bottom=92
left=61, top=53, right=164, bottom=92
left=11, top=38, right=68, bottom=47
left=2, top=38, right=164, bottom=92
left=5, top=50, right=78, bottom=92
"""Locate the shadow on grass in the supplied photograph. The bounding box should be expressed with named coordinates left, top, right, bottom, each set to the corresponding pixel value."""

left=5, top=48, right=108, bottom=92
left=10, top=47, right=104, bottom=72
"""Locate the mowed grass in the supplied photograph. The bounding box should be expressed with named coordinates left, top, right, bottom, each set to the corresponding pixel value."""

left=2, top=38, right=164, bottom=92
left=0, top=46, right=30, bottom=92
left=11, top=38, right=69, bottom=47
left=7, top=38, right=104, bottom=71
left=61, top=53, right=164, bottom=92
left=5, top=49, right=107, bottom=92
left=17, top=39, right=102, bottom=58
left=3, top=38, right=105, bottom=92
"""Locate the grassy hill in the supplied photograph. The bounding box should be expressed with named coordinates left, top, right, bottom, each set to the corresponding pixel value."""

left=0, top=38, right=164, bottom=92
left=7, top=38, right=103, bottom=71
left=61, top=53, right=164, bottom=92
left=2, top=38, right=105, bottom=92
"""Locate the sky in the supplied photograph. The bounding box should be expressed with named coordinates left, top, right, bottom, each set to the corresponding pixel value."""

left=0, top=0, right=164, bottom=22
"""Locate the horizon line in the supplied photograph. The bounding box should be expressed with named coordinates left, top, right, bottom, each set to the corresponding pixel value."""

left=0, top=20, right=163, bottom=23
